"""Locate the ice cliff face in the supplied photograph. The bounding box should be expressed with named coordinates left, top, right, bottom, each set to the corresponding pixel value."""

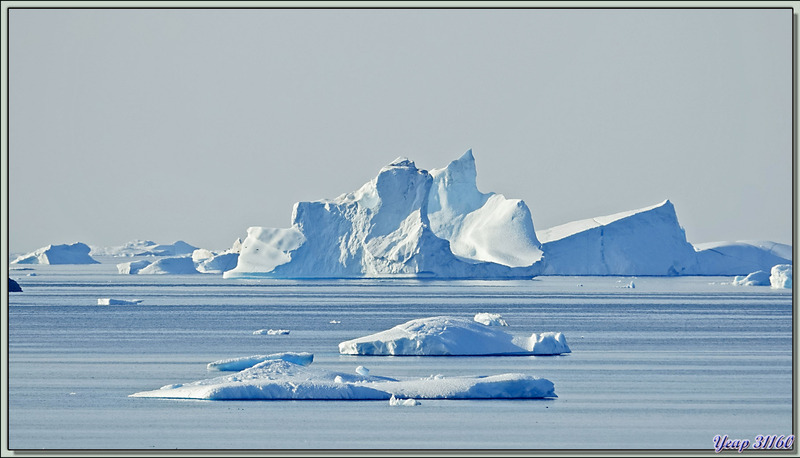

left=537, top=200, right=700, bottom=276
left=225, top=151, right=543, bottom=278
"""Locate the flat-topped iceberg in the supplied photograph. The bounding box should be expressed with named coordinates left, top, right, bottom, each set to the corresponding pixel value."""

left=770, top=264, right=792, bottom=289
left=134, top=256, right=199, bottom=275
left=225, top=151, right=543, bottom=279
left=338, top=316, right=571, bottom=356
left=130, top=357, right=556, bottom=400
left=97, top=298, right=143, bottom=305
left=12, top=242, right=99, bottom=265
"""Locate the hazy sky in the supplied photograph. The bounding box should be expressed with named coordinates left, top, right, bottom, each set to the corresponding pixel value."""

left=8, top=7, right=793, bottom=253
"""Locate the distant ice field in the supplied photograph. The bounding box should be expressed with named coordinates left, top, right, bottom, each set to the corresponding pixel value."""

left=8, top=264, right=792, bottom=450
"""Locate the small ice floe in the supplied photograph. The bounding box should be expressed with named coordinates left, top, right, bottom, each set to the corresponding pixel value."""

left=97, top=298, right=143, bottom=305
left=208, top=352, right=313, bottom=371
left=617, top=281, right=635, bottom=289
left=27, top=273, right=37, bottom=277
left=389, top=395, right=421, bottom=407
left=355, top=366, right=369, bottom=376
left=473, top=313, right=509, bottom=326
left=329, top=320, right=341, bottom=324
left=253, top=329, right=290, bottom=335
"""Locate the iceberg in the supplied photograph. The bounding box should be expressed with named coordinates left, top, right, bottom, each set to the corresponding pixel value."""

left=11, top=242, right=99, bottom=265
left=253, top=329, right=290, bottom=335
left=207, top=352, right=313, bottom=371
left=136, top=256, right=198, bottom=275
left=196, top=252, right=239, bottom=274
left=130, top=357, right=556, bottom=400
left=473, top=313, right=509, bottom=326
left=537, top=201, right=698, bottom=276
left=9, top=278, right=22, bottom=292
left=117, top=259, right=152, bottom=274
left=338, top=316, right=571, bottom=356
left=389, top=395, right=421, bottom=406
left=97, top=298, right=143, bottom=305
left=692, top=241, right=792, bottom=276
left=225, top=151, right=542, bottom=279
left=770, top=264, right=792, bottom=289
left=732, top=270, right=771, bottom=286
left=92, top=240, right=198, bottom=257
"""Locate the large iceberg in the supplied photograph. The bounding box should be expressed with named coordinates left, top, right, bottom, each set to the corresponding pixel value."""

left=225, top=151, right=543, bottom=279
left=338, top=316, right=571, bottom=356
left=731, top=270, right=771, bottom=286
left=11, top=242, right=99, bottom=265
left=221, top=150, right=789, bottom=278
left=135, top=256, right=199, bottom=275
left=537, top=200, right=699, bottom=276
left=130, top=357, right=556, bottom=400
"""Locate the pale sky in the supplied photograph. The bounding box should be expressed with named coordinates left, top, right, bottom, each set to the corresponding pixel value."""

left=7, top=7, right=793, bottom=253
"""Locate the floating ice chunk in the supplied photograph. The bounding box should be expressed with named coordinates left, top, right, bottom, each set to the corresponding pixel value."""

left=94, top=240, right=198, bottom=257
left=770, top=264, right=792, bottom=289
left=196, top=252, right=239, bottom=274
left=253, top=329, right=290, bottom=335
left=12, top=242, right=99, bottom=265
left=389, top=395, right=421, bottom=406
left=330, top=320, right=341, bottom=324
left=97, top=298, right=143, bottom=305
left=117, top=259, right=152, bottom=274
left=339, top=316, right=570, bottom=356
left=192, top=248, right=216, bottom=262
left=732, top=270, right=771, bottom=286
left=528, top=332, right=571, bottom=355
left=207, top=352, right=313, bottom=371
left=355, top=366, right=370, bottom=376
left=130, top=358, right=556, bottom=400
left=617, top=281, right=635, bottom=289
left=473, top=313, right=509, bottom=326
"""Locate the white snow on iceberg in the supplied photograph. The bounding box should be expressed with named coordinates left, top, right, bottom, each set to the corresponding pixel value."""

left=130, top=358, right=556, bottom=400
left=253, top=329, right=290, bottom=335
left=117, top=259, right=152, bottom=274
left=770, top=264, right=792, bottom=289
left=338, top=316, right=571, bottom=356
left=224, top=151, right=542, bottom=279
left=12, top=243, right=99, bottom=265
left=207, top=352, right=313, bottom=371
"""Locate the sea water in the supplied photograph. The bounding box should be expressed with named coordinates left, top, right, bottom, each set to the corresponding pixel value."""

left=7, top=264, right=793, bottom=451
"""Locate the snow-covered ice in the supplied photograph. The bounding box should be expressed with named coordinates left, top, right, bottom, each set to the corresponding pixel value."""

left=97, top=298, right=143, bottom=305
left=770, top=264, right=792, bottom=289
left=355, top=366, right=370, bottom=376
left=130, top=357, right=556, bottom=400
left=693, top=241, right=792, bottom=276
left=473, top=313, right=509, bottom=326
left=732, top=270, right=771, bottom=286
left=207, top=352, right=313, bottom=371
left=92, top=240, right=198, bottom=257
left=338, top=316, right=571, bottom=356
left=196, top=252, right=239, bottom=274
left=12, top=243, right=99, bottom=265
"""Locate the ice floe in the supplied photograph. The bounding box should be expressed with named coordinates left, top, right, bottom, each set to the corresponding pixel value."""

left=130, top=357, right=556, bottom=400
left=207, top=352, right=313, bottom=371
left=732, top=270, right=771, bottom=286
left=97, top=298, right=143, bottom=305
left=253, top=329, right=290, bottom=335
left=770, top=264, right=792, bottom=289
